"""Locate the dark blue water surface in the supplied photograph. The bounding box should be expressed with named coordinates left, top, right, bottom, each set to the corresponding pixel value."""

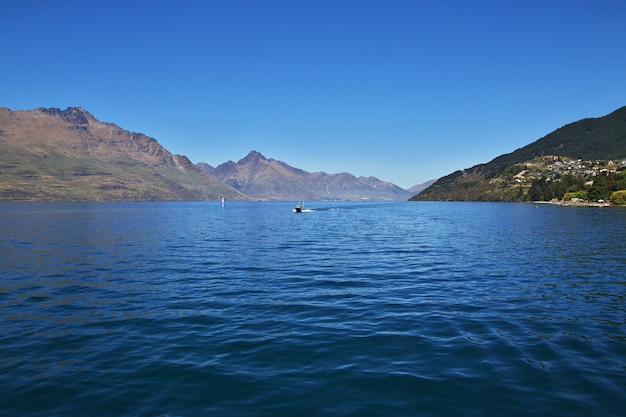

left=1, top=201, right=625, bottom=416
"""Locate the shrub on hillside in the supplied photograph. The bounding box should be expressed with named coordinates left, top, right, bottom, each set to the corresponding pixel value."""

left=610, top=190, right=626, bottom=205
left=563, top=190, right=588, bottom=201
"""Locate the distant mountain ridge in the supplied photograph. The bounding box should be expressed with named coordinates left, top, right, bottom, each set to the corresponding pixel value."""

left=412, top=106, right=626, bottom=201
left=197, top=150, right=413, bottom=201
left=0, top=106, right=412, bottom=201
left=407, top=179, right=436, bottom=194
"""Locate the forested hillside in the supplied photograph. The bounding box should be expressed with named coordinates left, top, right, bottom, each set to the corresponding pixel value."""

left=411, top=106, right=626, bottom=203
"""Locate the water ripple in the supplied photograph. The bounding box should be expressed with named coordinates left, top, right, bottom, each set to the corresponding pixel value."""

left=1, top=202, right=625, bottom=416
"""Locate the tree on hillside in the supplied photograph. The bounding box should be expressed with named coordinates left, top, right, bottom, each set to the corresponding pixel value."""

left=611, top=190, right=626, bottom=205
left=587, top=176, right=611, bottom=201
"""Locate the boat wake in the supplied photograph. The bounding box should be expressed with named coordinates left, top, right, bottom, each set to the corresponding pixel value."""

left=293, top=207, right=339, bottom=213
left=294, top=201, right=343, bottom=213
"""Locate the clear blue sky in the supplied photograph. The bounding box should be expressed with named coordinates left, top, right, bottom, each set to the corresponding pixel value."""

left=3, top=0, right=626, bottom=188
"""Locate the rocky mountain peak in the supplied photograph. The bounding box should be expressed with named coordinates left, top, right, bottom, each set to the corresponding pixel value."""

left=39, top=107, right=95, bottom=125
left=195, top=162, right=214, bottom=175
left=238, top=150, right=266, bottom=164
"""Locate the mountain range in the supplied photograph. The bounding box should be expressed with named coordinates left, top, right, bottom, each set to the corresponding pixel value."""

left=0, top=107, right=413, bottom=201
left=197, top=151, right=412, bottom=201
left=412, top=106, right=626, bottom=201
left=7, top=104, right=621, bottom=203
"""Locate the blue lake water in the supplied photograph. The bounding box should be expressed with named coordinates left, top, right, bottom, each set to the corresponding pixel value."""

left=1, top=201, right=625, bottom=416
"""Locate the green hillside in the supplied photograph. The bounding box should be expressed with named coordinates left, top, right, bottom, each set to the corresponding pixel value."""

left=411, top=106, right=626, bottom=203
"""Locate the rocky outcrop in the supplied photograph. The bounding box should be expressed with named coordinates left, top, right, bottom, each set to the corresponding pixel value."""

left=39, top=107, right=94, bottom=125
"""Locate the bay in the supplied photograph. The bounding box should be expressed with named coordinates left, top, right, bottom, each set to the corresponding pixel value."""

left=1, top=201, right=625, bottom=416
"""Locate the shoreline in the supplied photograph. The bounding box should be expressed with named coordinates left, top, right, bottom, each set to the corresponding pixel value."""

left=533, top=199, right=614, bottom=207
